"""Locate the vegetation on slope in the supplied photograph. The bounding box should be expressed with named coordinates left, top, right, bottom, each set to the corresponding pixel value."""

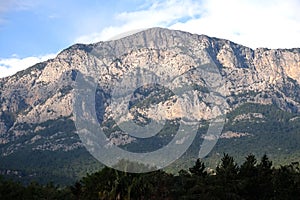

left=1, top=154, right=300, bottom=200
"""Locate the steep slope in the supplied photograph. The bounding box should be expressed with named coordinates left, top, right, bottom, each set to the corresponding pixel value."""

left=0, top=27, right=299, bottom=183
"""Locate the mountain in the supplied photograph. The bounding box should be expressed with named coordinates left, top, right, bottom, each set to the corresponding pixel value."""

left=0, top=27, right=300, bottom=184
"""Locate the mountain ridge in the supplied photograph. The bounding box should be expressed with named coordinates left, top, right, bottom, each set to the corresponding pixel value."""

left=0, top=27, right=300, bottom=184
left=1, top=27, right=300, bottom=80
left=1, top=27, right=300, bottom=142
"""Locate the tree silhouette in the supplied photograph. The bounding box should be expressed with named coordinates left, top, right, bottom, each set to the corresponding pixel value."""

left=216, top=153, right=239, bottom=179
left=189, top=158, right=207, bottom=177
left=215, top=153, right=240, bottom=199
left=1, top=154, right=300, bottom=199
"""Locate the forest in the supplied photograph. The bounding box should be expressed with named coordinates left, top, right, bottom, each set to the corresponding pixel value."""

left=1, top=153, right=300, bottom=200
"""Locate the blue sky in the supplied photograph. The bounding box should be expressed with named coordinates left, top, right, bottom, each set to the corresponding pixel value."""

left=1, top=0, right=300, bottom=77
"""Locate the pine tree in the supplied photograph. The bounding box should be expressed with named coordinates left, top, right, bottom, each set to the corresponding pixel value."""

left=189, top=159, right=207, bottom=177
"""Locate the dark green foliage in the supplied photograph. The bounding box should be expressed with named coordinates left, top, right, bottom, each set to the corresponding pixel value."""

left=128, top=83, right=174, bottom=111
left=239, top=153, right=257, bottom=177
left=58, top=85, right=73, bottom=95
left=208, top=103, right=300, bottom=166
left=73, top=167, right=165, bottom=200
left=0, top=177, right=75, bottom=200
left=0, top=117, right=103, bottom=185
left=189, top=158, right=207, bottom=177
left=15, top=62, right=47, bottom=78
left=2, top=102, right=300, bottom=190
left=192, top=84, right=210, bottom=93
left=121, top=119, right=180, bottom=153
left=216, top=153, right=239, bottom=179
left=1, top=154, right=300, bottom=199
left=0, top=111, right=15, bottom=129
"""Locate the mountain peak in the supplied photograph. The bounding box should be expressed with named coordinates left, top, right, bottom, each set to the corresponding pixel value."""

left=0, top=27, right=300, bottom=183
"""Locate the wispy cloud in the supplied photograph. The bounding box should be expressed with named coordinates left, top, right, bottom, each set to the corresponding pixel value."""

left=0, top=1, right=13, bottom=23
left=75, top=0, right=203, bottom=43
left=0, top=54, right=56, bottom=78
left=0, top=0, right=39, bottom=24
left=75, top=0, right=300, bottom=49
left=0, top=0, right=38, bottom=12
left=169, top=0, right=300, bottom=49
left=0, top=1, right=13, bottom=14
left=2, top=0, right=299, bottom=78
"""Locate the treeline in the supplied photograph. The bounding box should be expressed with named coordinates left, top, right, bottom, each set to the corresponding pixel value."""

left=1, top=154, right=300, bottom=200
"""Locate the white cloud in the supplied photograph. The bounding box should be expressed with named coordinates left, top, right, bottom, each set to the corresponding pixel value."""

left=0, top=1, right=14, bottom=14
left=2, top=0, right=299, bottom=79
left=0, top=54, right=56, bottom=78
left=169, top=0, right=300, bottom=49
left=75, top=0, right=203, bottom=43
left=0, top=0, right=38, bottom=23
left=75, top=0, right=300, bottom=49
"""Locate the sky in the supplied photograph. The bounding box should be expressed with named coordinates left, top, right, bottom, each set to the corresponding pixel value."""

left=0, top=0, right=300, bottom=78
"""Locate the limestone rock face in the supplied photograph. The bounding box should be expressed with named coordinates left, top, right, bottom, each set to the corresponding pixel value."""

left=0, top=27, right=299, bottom=147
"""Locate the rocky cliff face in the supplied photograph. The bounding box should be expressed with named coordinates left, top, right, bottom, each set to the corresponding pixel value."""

left=0, top=28, right=300, bottom=182
left=1, top=28, right=299, bottom=135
